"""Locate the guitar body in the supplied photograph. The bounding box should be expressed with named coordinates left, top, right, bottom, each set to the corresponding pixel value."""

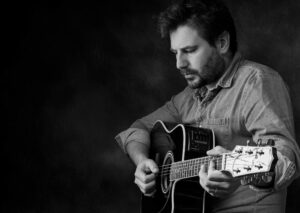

left=141, top=120, right=215, bottom=213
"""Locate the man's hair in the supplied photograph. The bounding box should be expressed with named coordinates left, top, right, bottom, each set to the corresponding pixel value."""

left=158, top=0, right=237, bottom=54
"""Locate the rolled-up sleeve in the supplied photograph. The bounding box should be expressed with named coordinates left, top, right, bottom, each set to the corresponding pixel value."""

left=115, top=94, right=181, bottom=154
left=242, top=69, right=300, bottom=190
left=115, top=128, right=151, bottom=153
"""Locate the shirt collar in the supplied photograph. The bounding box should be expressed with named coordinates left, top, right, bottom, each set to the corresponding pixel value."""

left=215, top=52, right=242, bottom=89
left=193, top=52, right=243, bottom=99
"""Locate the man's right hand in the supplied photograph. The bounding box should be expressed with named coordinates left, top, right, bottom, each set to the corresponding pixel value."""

left=134, top=159, right=159, bottom=197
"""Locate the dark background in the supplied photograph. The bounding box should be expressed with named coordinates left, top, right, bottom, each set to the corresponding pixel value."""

left=3, top=0, right=300, bottom=212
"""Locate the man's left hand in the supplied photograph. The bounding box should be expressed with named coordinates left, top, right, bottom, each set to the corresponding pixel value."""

left=199, top=146, right=240, bottom=198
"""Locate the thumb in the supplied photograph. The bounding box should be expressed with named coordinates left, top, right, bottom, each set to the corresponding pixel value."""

left=147, top=160, right=159, bottom=174
left=207, top=146, right=228, bottom=155
left=207, top=149, right=219, bottom=156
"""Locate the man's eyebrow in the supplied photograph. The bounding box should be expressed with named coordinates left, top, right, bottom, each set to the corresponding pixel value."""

left=170, top=45, right=198, bottom=52
left=170, top=48, right=176, bottom=53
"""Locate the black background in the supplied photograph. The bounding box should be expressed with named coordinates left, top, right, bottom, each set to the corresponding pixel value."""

left=3, top=0, right=300, bottom=212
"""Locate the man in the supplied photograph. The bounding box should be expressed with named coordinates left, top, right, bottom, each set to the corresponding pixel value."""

left=115, top=0, right=300, bottom=212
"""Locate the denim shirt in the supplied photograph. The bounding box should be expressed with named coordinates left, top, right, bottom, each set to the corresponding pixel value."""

left=115, top=53, right=300, bottom=212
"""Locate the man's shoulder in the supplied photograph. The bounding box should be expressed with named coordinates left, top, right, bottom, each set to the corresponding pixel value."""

left=171, top=86, right=195, bottom=104
left=236, top=59, right=282, bottom=82
left=175, top=86, right=194, bottom=98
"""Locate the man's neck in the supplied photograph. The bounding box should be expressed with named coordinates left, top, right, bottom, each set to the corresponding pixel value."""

left=223, top=52, right=234, bottom=70
left=206, top=52, right=234, bottom=90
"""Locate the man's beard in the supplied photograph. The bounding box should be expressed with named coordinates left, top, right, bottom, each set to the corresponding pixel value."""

left=180, top=51, right=226, bottom=89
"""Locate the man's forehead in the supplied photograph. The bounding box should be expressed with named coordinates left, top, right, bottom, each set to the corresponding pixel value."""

left=170, top=25, right=205, bottom=50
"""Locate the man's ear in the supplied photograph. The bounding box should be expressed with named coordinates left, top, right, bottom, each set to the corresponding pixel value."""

left=215, top=31, right=230, bottom=54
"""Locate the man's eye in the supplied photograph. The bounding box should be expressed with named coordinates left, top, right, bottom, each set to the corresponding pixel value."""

left=184, top=48, right=196, bottom=53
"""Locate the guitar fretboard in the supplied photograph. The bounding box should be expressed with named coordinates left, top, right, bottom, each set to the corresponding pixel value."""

left=169, top=155, right=223, bottom=181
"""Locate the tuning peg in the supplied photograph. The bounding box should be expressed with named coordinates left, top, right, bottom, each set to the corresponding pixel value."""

left=245, top=149, right=253, bottom=155
left=257, top=139, right=262, bottom=146
left=241, top=176, right=251, bottom=185
left=233, top=168, right=241, bottom=173
left=256, top=149, right=264, bottom=155
left=233, top=146, right=243, bottom=154
left=254, top=164, right=263, bottom=169
left=243, top=166, right=251, bottom=171
left=235, top=147, right=243, bottom=154
left=267, top=139, right=275, bottom=146
left=262, top=173, right=273, bottom=183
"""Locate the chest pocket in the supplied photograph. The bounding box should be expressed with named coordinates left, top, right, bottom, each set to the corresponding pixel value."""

left=202, top=118, right=230, bottom=147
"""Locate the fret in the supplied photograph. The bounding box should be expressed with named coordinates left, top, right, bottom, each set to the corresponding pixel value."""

left=170, top=155, right=223, bottom=181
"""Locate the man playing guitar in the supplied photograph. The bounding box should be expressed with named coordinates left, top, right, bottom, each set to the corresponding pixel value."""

left=115, top=0, right=300, bottom=212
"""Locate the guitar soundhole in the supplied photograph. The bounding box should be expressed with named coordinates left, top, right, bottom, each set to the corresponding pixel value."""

left=161, top=151, right=174, bottom=195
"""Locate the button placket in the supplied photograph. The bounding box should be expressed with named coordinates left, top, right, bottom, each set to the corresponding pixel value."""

left=196, top=97, right=208, bottom=128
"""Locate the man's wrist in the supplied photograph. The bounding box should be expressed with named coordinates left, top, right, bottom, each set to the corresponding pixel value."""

left=126, top=141, right=150, bottom=165
left=241, top=172, right=275, bottom=190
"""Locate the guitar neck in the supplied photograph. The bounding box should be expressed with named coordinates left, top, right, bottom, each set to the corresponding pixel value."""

left=169, top=155, right=223, bottom=181
left=168, top=145, right=275, bottom=181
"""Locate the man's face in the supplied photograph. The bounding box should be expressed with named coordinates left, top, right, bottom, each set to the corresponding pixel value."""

left=170, top=25, right=225, bottom=89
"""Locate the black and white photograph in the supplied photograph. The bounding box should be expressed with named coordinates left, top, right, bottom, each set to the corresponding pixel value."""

left=3, top=0, right=300, bottom=212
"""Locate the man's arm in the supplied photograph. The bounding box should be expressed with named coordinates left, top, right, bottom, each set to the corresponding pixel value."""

left=242, top=70, right=300, bottom=190
left=115, top=92, right=183, bottom=195
left=126, top=141, right=150, bottom=166
left=115, top=93, right=181, bottom=154
left=126, top=142, right=159, bottom=196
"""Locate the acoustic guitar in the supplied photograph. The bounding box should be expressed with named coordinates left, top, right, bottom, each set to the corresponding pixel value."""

left=141, top=120, right=277, bottom=213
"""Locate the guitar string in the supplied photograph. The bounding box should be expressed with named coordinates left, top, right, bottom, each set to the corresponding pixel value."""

left=158, top=157, right=262, bottom=171
left=157, top=162, right=269, bottom=178
left=158, top=158, right=259, bottom=171
left=157, top=162, right=258, bottom=176
left=157, top=156, right=266, bottom=176
left=155, top=171, right=271, bottom=179
left=156, top=168, right=268, bottom=178
left=155, top=152, right=260, bottom=170
left=157, top=171, right=273, bottom=180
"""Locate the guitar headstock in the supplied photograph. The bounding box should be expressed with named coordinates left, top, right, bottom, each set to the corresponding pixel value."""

left=223, top=145, right=276, bottom=178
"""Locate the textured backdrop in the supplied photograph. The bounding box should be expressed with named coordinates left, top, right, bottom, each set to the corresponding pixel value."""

left=3, top=0, right=300, bottom=212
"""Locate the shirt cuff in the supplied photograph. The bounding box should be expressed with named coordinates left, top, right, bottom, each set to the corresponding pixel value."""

left=274, top=151, right=296, bottom=190
left=247, top=151, right=297, bottom=192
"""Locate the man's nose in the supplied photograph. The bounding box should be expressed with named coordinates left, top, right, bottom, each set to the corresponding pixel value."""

left=176, top=53, right=188, bottom=70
